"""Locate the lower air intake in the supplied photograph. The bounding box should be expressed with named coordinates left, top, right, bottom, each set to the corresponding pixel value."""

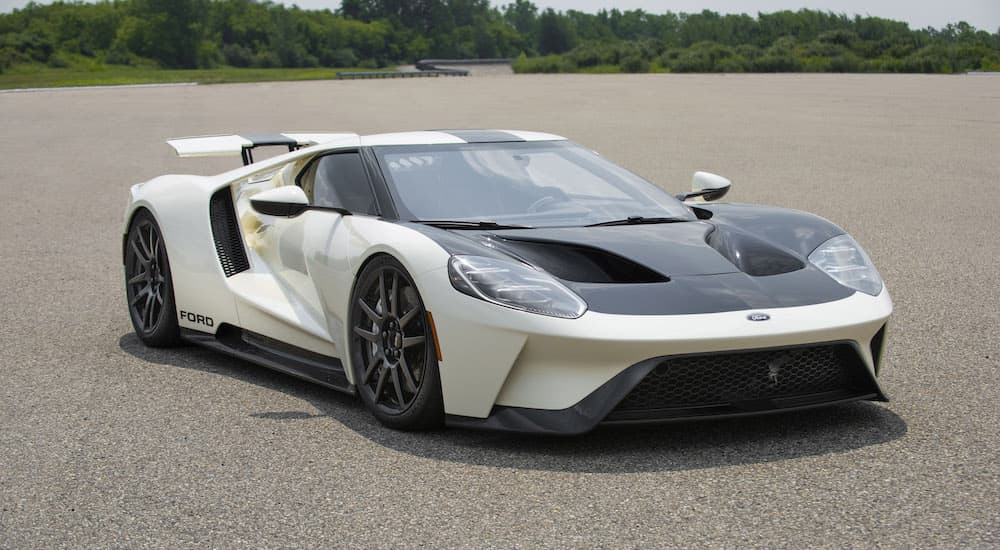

left=209, top=188, right=250, bottom=277
left=609, top=344, right=874, bottom=420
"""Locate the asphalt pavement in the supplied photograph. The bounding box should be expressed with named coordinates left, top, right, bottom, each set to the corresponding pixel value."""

left=1, top=74, right=997, bottom=547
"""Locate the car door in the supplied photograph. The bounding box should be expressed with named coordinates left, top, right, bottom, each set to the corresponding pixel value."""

left=234, top=150, right=381, bottom=359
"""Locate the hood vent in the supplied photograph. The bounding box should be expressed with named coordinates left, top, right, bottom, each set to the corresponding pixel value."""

left=493, top=237, right=669, bottom=284
left=706, top=225, right=804, bottom=276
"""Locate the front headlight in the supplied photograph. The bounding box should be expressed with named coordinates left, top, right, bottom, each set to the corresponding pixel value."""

left=808, top=234, right=883, bottom=296
left=448, top=255, right=587, bottom=319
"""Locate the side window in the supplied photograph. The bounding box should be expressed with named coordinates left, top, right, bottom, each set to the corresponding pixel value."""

left=301, top=152, right=378, bottom=215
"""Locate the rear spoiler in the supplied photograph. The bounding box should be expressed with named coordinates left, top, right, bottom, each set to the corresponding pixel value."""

left=167, top=132, right=357, bottom=166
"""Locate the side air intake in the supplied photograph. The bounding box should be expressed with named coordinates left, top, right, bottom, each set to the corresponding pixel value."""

left=209, top=188, right=250, bottom=277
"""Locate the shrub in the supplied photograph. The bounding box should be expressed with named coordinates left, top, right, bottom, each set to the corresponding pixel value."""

left=512, top=53, right=576, bottom=73
left=196, top=40, right=222, bottom=68
left=222, top=43, right=253, bottom=68
left=667, top=41, right=734, bottom=72
left=753, top=53, right=802, bottom=72
left=46, top=52, right=69, bottom=68
left=252, top=50, right=281, bottom=68
left=325, top=47, right=358, bottom=67
left=103, top=40, right=132, bottom=65
left=620, top=54, right=650, bottom=73
left=716, top=55, right=750, bottom=72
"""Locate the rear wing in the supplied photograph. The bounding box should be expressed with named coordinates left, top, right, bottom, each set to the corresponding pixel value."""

left=167, top=132, right=357, bottom=166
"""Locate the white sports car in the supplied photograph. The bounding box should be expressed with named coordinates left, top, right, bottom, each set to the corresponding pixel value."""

left=123, top=130, right=892, bottom=434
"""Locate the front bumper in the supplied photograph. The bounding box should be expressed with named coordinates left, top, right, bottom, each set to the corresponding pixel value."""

left=418, top=264, right=892, bottom=432
left=446, top=339, right=885, bottom=434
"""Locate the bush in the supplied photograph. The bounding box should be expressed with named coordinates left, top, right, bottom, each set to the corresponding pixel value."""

left=512, top=53, right=577, bottom=73
left=667, top=41, right=733, bottom=72
left=222, top=43, right=253, bottom=68
left=252, top=50, right=281, bottom=68
left=325, top=47, right=358, bottom=67
left=620, top=54, right=650, bottom=73
left=753, top=53, right=802, bottom=72
left=46, top=52, right=69, bottom=68
left=829, top=52, right=862, bottom=72
left=716, top=55, right=750, bottom=72
left=196, top=40, right=222, bottom=68
left=103, top=40, right=132, bottom=65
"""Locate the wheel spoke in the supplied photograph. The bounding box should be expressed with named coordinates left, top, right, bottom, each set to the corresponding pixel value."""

left=127, top=271, right=147, bottom=285
left=374, top=368, right=388, bottom=401
left=353, top=326, right=379, bottom=343
left=139, top=226, right=154, bottom=260
left=150, top=231, right=161, bottom=261
left=390, top=368, right=406, bottom=406
left=364, top=355, right=383, bottom=383
left=143, top=291, right=155, bottom=328
left=389, top=273, right=399, bottom=317
left=402, top=335, right=425, bottom=349
left=377, top=272, right=388, bottom=315
left=131, top=285, right=149, bottom=305
left=358, top=298, right=382, bottom=323
left=397, top=355, right=418, bottom=393
left=398, top=306, right=419, bottom=328
left=130, top=238, right=148, bottom=263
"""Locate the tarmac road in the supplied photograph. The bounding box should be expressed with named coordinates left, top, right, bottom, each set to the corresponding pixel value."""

left=1, top=74, right=997, bottom=547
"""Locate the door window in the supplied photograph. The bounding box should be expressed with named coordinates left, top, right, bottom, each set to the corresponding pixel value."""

left=301, top=152, right=378, bottom=215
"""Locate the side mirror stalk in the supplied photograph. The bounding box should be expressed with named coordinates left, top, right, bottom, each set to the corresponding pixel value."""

left=250, top=186, right=314, bottom=217
left=678, top=171, right=731, bottom=202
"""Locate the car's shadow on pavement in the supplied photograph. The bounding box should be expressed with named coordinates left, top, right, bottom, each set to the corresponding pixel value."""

left=120, top=333, right=908, bottom=473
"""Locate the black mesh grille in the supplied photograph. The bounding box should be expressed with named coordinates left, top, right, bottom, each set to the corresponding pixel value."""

left=614, top=344, right=870, bottom=412
left=209, top=188, right=250, bottom=277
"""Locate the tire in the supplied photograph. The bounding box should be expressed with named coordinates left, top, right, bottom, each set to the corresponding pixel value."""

left=124, top=210, right=182, bottom=347
left=348, top=255, right=444, bottom=429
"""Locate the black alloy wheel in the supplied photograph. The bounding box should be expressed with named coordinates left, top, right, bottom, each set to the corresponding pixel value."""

left=349, top=256, right=443, bottom=429
left=124, top=210, right=181, bottom=347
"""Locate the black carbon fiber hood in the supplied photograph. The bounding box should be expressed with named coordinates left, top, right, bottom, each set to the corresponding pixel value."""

left=403, top=204, right=855, bottom=315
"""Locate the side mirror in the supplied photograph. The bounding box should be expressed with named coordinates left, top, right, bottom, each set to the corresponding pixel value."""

left=677, top=171, right=731, bottom=202
left=250, top=186, right=310, bottom=217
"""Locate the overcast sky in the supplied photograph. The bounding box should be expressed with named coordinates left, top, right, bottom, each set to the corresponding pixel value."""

left=1, top=0, right=997, bottom=32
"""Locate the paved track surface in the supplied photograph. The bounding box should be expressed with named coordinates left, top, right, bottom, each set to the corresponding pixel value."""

left=1, top=74, right=997, bottom=547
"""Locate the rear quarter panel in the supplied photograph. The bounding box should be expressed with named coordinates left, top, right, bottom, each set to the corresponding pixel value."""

left=125, top=174, right=239, bottom=333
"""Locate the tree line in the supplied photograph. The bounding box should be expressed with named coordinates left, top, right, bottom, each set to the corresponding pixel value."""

left=1, top=0, right=997, bottom=74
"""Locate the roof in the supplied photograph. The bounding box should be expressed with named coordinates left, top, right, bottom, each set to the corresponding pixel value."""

left=359, top=129, right=567, bottom=145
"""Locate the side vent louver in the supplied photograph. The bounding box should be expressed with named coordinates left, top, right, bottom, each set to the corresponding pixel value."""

left=209, top=188, right=250, bottom=277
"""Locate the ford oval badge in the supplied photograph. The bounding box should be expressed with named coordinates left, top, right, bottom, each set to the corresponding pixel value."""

left=747, top=312, right=770, bottom=322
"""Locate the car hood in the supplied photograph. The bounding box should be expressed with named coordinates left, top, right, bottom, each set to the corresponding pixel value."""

left=404, top=206, right=855, bottom=315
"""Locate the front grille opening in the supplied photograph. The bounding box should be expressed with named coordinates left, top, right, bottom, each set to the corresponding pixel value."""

left=613, top=344, right=873, bottom=415
left=209, top=187, right=250, bottom=277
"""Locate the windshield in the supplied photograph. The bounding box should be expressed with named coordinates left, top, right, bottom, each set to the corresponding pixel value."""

left=373, top=141, right=694, bottom=227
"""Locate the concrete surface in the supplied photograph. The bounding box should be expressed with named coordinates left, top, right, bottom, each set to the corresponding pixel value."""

left=0, top=74, right=997, bottom=547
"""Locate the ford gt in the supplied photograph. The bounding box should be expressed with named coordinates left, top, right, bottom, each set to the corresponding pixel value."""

left=123, top=130, right=892, bottom=434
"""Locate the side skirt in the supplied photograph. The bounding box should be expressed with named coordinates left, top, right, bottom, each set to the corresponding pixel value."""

left=180, top=325, right=355, bottom=395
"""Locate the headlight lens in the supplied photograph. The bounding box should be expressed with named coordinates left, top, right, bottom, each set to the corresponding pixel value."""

left=808, top=234, right=883, bottom=296
left=448, top=255, right=587, bottom=319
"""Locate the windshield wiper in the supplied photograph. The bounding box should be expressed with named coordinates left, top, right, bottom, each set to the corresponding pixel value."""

left=412, top=219, right=533, bottom=230
left=586, top=216, right=688, bottom=227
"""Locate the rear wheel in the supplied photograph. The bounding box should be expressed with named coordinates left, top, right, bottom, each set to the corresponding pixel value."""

left=349, top=256, right=443, bottom=429
left=124, top=210, right=181, bottom=347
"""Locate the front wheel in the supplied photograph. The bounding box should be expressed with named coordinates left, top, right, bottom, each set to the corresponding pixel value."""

left=124, top=210, right=181, bottom=347
left=349, top=256, right=443, bottom=430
